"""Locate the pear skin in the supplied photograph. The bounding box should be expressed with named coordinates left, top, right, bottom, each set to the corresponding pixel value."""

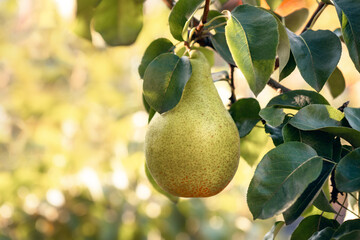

left=145, top=50, right=240, bottom=197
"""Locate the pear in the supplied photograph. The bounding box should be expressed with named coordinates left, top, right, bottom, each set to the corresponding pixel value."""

left=145, top=50, right=240, bottom=197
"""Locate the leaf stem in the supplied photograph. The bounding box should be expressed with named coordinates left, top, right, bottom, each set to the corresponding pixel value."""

left=349, top=192, right=359, bottom=201
left=336, top=197, right=360, bottom=218
left=301, top=2, right=327, bottom=34
left=203, top=15, right=227, bottom=27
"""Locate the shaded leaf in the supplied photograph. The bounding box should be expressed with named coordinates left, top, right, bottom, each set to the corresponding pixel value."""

left=313, top=190, right=336, bottom=213
left=279, top=52, right=296, bottom=80
left=264, top=115, right=291, bottom=146
left=291, top=215, right=339, bottom=240
left=344, top=107, right=360, bottom=131
left=276, top=18, right=291, bottom=79
left=225, top=5, right=278, bottom=95
left=264, top=221, right=285, bottom=240
left=73, top=0, right=102, bottom=40
left=93, top=0, right=144, bottom=46
left=240, top=124, right=268, bottom=166
left=138, top=38, right=174, bottom=79
left=148, top=108, right=156, bottom=123
left=333, top=0, right=360, bottom=72
left=145, top=164, right=179, bottom=203
left=327, top=67, right=345, bottom=99
left=259, top=107, right=286, bottom=127
left=266, top=0, right=283, bottom=11
left=284, top=8, right=309, bottom=32
left=309, top=227, right=335, bottom=240
left=168, top=0, right=204, bottom=41
left=247, top=142, right=321, bottom=220
left=287, top=29, right=342, bottom=91
left=266, top=90, right=329, bottom=110
left=332, top=219, right=360, bottom=239
left=229, top=98, right=261, bottom=137
left=143, top=53, right=192, bottom=113
left=335, top=148, right=360, bottom=192
left=338, top=231, right=360, bottom=240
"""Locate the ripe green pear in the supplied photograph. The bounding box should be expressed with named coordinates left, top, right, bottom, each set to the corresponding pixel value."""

left=145, top=50, right=240, bottom=197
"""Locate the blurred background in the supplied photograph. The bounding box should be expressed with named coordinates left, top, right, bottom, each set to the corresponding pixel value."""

left=0, top=0, right=358, bottom=239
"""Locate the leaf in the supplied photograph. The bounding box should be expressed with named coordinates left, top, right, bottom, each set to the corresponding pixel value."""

left=148, top=108, right=156, bottom=123
left=313, top=190, right=336, bottom=213
left=279, top=52, right=296, bottom=80
left=168, top=0, right=204, bottom=41
left=287, top=29, right=342, bottom=91
left=327, top=67, right=346, bottom=99
left=289, top=104, right=360, bottom=148
left=266, top=90, right=329, bottom=110
left=93, top=0, right=143, bottom=46
left=332, top=219, right=360, bottom=239
left=266, top=0, right=283, bottom=11
left=333, top=0, right=360, bottom=72
left=265, top=115, right=291, bottom=146
left=344, top=107, right=360, bottom=131
left=143, top=53, right=192, bottom=113
left=259, top=107, right=286, bottom=127
left=335, top=148, right=360, bottom=192
left=338, top=231, right=360, bottom=240
left=308, top=227, right=335, bottom=240
left=145, top=163, right=179, bottom=203
left=291, top=215, right=339, bottom=240
left=284, top=8, right=309, bottom=32
left=225, top=5, right=278, bottom=96
left=276, top=16, right=291, bottom=78
left=229, top=98, right=261, bottom=137
left=240, top=124, right=268, bottom=166
left=247, top=142, right=322, bottom=220
left=73, top=0, right=102, bottom=40
left=138, top=38, right=174, bottom=79
left=264, top=221, right=285, bottom=240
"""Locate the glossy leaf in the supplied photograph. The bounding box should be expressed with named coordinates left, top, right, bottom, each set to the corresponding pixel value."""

left=240, top=124, right=268, bottom=166
left=279, top=52, right=296, bottom=81
left=265, top=116, right=291, bottom=146
left=287, top=29, right=341, bottom=91
left=229, top=98, right=261, bottom=137
left=93, top=0, right=143, bottom=46
left=344, top=107, right=360, bottom=131
left=266, top=0, right=283, bottom=10
left=284, top=8, right=309, bottom=32
left=247, top=142, right=321, bottom=220
left=338, top=231, right=360, bottom=240
left=332, top=219, right=360, bottom=239
left=259, top=107, right=286, bottom=127
left=289, top=104, right=360, bottom=147
left=138, top=38, right=174, bottom=79
left=335, top=148, right=360, bottom=192
left=266, top=90, right=329, bottom=110
left=225, top=5, right=278, bottom=96
left=145, top=164, right=179, bottom=203
left=313, top=190, right=336, bottom=213
left=73, top=0, right=102, bottom=40
left=264, top=221, right=285, bottom=240
left=333, top=0, right=360, bottom=72
left=291, top=215, right=339, bottom=240
left=143, top=53, right=192, bottom=113
left=168, top=0, right=204, bottom=41
left=309, top=227, right=335, bottom=240
left=327, top=67, right=346, bottom=99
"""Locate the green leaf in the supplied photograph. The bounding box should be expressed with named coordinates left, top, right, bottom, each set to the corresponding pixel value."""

left=333, top=0, right=360, bottom=72
left=225, top=5, right=278, bottom=96
left=313, top=190, right=336, bottom=213
left=291, top=215, right=339, bottom=240
left=338, top=231, right=360, bottom=240
left=240, top=124, right=268, bottom=166
left=279, top=52, right=296, bottom=81
left=332, top=219, right=360, bottom=239
left=168, top=0, right=204, bottom=41
left=138, top=38, right=174, bottom=79
left=264, top=221, right=285, bottom=240
left=145, top=163, right=179, bottom=203
left=73, top=0, right=102, bottom=40
left=247, top=142, right=321, bottom=220
left=259, top=107, right=286, bottom=127
left=229, top=98, right=261, bottom=137
left=327, top=67, right=346, bottom=99
left=265, top=115, right=291, bottom=146
left=266, top=90, right=329, bottom=110
left=287, top=29, right=342, bottom=91
left=148, top=108, right=156, bottom=123
left=143, top=53, right=192, bottom=113
left=309, top=227, right=335, bottom=240
left=276, top=16, right=291, bottom=79
left=284, top=8, right=309, bottom=32
left=344, top=107, right=360, bottom=131
left=335, top=148, right=360, bottom=192
left=266, top=0, right=283, bottom=11
left=93, top=0, right=143, bottom=46
left=289, top=104, right=360, bottom=148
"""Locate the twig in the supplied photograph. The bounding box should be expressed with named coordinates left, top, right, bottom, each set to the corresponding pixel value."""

left=267, top=78, right=291, bottom=93
left=196, top=0, right=211, bottom=32
left=301, top=2, right=327, bottom=34
left=338, top=101, right=350, bottom=112
left=335, top=193, right=348, bottom=221
left=336, top=198, right=360, bottom=218
left=229, top=65, right=236, bottom=105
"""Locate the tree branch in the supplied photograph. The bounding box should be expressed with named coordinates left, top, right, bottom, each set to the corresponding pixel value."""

left=196, top=0, right=211, bottom=32
left=229, top=65, right=236, bottom=104
left=267, top=78, right=291, bottom=93
left=301, top=2, right=327, bottom=34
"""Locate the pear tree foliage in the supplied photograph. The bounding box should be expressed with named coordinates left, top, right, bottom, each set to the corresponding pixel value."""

left=76, top=0, right=360, bottom=238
